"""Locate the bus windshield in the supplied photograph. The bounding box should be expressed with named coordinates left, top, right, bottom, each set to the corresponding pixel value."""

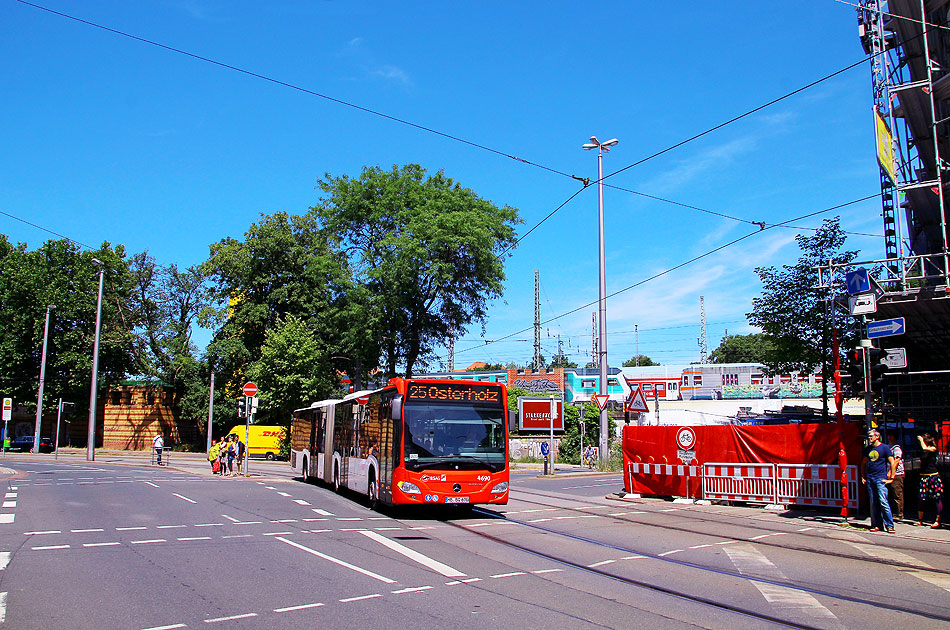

left=403, top=401, right=506, bottom=472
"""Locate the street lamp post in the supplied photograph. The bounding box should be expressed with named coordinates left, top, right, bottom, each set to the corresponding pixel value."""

left=582, top=135, right=618, bottom=467
left=33, top=304, right=55, bottom=454
left=87, top=259, right=105, bottom=461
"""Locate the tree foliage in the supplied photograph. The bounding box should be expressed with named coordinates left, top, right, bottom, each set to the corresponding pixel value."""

left=0, top=236, right=136, bottom=417
left=621, top=355, right=657, bottom=367
left=312, top=164, right=520, bottom=378
left=748, top=218, right=857, bottom=375
left=708, top=333, right=777, bottom=365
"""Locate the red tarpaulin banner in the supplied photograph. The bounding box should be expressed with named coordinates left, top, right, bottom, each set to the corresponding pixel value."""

left=622, top=423, right=863, bottom=498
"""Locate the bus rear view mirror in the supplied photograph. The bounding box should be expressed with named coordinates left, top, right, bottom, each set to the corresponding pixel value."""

left=391, top=395, right=403, bottom=421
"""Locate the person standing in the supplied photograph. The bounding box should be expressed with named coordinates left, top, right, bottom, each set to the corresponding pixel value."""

left=886, top=432, right=905, bottom=522
left=226, top=434, right=237, bottom=476
left=236, top=435, right=246, bottom=476
left=860, top=428, right=897, bottom=533
left=208, top=439, right=221, bottom=475
left=916, top=432, right=944, bottom=529
left=217, top=437, right=229, bottom=476
left=153, top=433, right=164, bottom=466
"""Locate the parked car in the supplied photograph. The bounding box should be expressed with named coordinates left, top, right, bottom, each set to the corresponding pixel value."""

left=8, top=436, right=54, bottom=453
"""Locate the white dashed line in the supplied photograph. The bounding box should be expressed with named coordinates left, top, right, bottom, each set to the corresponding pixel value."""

left=171, top=493, right=197, bottom=504
left=195, top=523, right=224, bottom=528
left=203, top=612, right=257, bottom=623
left=0, top=552, right=9, bottom=570
left=33, top=545, right=69, bottom=550
left=138, top=623, right=186, bottom=630
left=658, top=549, right=683, bottom=557
left=276, top=492, right=291, bottom=497
left=84, top=542, right=121, bottom=548
left=340, top=594, right=382, bottom=603
left=72, top=528, right=104, bottom=533
left=143, top=482, right=160, bottom=488
left=262, top=531, right=293, bottom=536
left=156, top=525, right=187, bottom=530
left=293, top=499, right=311, bottom=505
left=24, top=530, right=60, bottom=535
left=116, top=527, right=147, bottom=531
left=588, top=560, right=616, bottom=567
left=312, top=509, right=334, bottom=516
left=532, top=568, right=563, bottom=574
left=392, top=586, right=433, bottom=594
left=178, top=537, right=212, bottom=542
left=490, top=572, right=526, bottom=578
left=131, top=539, right=166, bottom=545
left=274, top=602, right=324, bottom=613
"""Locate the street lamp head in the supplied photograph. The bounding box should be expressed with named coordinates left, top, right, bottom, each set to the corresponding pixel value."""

left=602, top=138, right=619, bottom=147
left=589, top=136, right=600, bottom=145
left=582, top=143, right=598, bottom=150
left=47, top=304, right=55, bottom=310
left=91, top=258, right=103, bottom=266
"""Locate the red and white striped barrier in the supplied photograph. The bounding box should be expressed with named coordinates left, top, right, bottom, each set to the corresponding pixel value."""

left=775, top=464, right=858, bottom=509
left=702, top=463, right=776, bottom=503
left=627, top=462, right=702, bottom=499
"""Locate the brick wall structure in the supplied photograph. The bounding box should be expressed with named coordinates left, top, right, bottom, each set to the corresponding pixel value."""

left=101, top=383, right=195, bottom=450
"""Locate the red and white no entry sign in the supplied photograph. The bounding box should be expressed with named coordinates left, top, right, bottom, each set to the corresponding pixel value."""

left=242, top=382, right=258, bottom=397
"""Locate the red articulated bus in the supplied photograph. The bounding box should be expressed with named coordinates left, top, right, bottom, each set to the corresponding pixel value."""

left=291, top=378, right=509, bottom=508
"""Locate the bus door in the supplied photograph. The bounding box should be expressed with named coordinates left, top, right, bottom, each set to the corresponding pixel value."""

left=314, top=407, right=327, bottom=482
left=320, top=403, right=335, bottom=482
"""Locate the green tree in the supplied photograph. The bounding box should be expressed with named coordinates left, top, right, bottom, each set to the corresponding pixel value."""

left=312, top=164, right=520, bottom=378
left=621, top=355, right=657, bottom=367
left=246, top=314, right=338, bottom=425
left=201, top=212, right=356, bottom=400
left=0, top=237, right=136, bottom=420
left=748, top=218, right=857, bottom=375
left=708, top=333, right=777, bottom=365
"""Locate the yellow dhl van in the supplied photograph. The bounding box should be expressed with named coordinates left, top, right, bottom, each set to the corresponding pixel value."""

left=226, top=425, right=285, bottom=460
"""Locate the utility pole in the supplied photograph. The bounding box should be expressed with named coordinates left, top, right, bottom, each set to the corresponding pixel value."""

left=34, top=304, right=54, bottom=454
left=533, top=270, right=542, bottom=370
left=698, top=296, right=708, bottom=364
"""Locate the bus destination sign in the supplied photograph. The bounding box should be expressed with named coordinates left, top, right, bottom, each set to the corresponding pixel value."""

left=407, top=382, right=502, bottom=403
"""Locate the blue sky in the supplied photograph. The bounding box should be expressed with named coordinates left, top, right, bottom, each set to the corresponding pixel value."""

left=1, top=1, right=884, bottom=370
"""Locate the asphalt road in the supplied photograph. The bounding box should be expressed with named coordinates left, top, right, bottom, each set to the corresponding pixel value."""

left=1, top=455, right=948, bottom=629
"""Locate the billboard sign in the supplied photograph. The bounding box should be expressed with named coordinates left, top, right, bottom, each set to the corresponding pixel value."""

left=874, top=109, right=897, bottom=186
left=518, top=397, right=563, bottom=432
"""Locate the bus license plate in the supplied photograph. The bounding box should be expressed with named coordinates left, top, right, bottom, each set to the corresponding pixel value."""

left=445, top=496, right=470, bottom=504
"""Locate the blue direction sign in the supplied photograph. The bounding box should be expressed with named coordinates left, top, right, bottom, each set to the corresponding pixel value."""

left=846, top=268, right=871, bottom=295
left=540, top=442, right=550, bottom=456
left=867, top=317, right=905, bottom=339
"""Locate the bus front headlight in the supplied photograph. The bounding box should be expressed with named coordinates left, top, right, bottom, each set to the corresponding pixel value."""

left=490, top=481, right=509, bottom=494
left=397, top=481, right=421, bottom=495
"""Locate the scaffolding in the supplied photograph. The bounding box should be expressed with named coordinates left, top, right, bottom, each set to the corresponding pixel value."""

left=857, top=0, right=950, bottom=284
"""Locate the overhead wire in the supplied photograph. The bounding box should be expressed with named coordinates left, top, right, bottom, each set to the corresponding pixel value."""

left=455, top=192, right=880, bottom=357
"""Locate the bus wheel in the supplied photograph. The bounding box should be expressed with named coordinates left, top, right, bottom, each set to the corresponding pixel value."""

left=333, top=466, right=342, bottom=494
left=368, top=474, right=379, bottom=510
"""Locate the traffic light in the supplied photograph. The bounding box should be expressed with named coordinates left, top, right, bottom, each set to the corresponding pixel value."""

left=868, top=347, right=889, bottom=391
left=237, top=399, right=247, bottom=418
left=846, top=349, right=866, bottom=394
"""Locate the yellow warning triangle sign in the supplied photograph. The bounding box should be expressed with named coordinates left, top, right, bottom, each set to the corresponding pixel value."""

left=625, top=385, right=649, bottom=413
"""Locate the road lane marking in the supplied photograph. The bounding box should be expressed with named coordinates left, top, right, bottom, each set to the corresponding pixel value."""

left=24, top=530, right=60, bottom=535
left=222, top=535, right=252, bottom=539
left=658, top=549, right=683, bottom=557
left=131, top=539, right=166, bottom=545
left=274, top=602, right=325, bottom=613
left=532, top=569, right=563, bottom=574
left=489, top=572, right=526, bottom=579
left=84, top=542, right=121, bottom=547
left=277, top=537, right=396, bottom=583
left=0, top=593, right=7, bottom=624
left=0, top=552, right=9, bottom=570
left=392, top=586, right=433, bottom=594
left=203, top=612, right=257, bottom=623
left=0, top=501, right=14, bottom=508
left=262, top=531, right=293, bottom=536
left=139, top=624, right=186, bottom=630
left=235, top=521, right=261, bottom=525
left=178, top=537, right=211, bottom=541
left=222, top=514, right=240, bottom=522
left=689, top=544, right=713, bottom=549
left=340, top=594, right=382, bottom=603
left=171, top=493, right=197, bottom=504
left=724, top=544, right=841, bottom=626
left=588, top=560, right=615, bottom=567
left=156, top=525, right=187, bottom=530
left=33, top=544, right=69, bottom=550
left=195, top=523, right=223, bottom=527
left=293, top=499, right=311, bottom=505
left=358, top=530, right=465, bottom=578
left=312, top=509, right=334, bottom=516
left=72, top=528, right=104, bottom=533
left=276, top=492, right=291, bottom=497
left=117, top=526, right=147, bottom=531
left=828, top=531, right=949, bottom=593
left=4, top=493, right=16, bottom=498
left=272, top=519, right=298, bottom=523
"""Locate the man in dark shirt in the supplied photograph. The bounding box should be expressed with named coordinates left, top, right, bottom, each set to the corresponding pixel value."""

left=860, top=429, right=897, bottom=532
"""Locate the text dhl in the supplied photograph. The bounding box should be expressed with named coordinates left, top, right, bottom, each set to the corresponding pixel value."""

left=408, top=385, right=501, bottom=402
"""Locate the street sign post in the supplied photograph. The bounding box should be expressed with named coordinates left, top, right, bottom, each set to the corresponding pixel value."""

left=883, top=347, right=907, bottom=369
left=848, top=293, right=877, bottom=316
left=867, top=317, right=905, bottom=339
left=846, top=268, right=871, bottom=295
left=1, top=398, right=11, bottom=454
left=625, top=386, right=649, bottom=414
